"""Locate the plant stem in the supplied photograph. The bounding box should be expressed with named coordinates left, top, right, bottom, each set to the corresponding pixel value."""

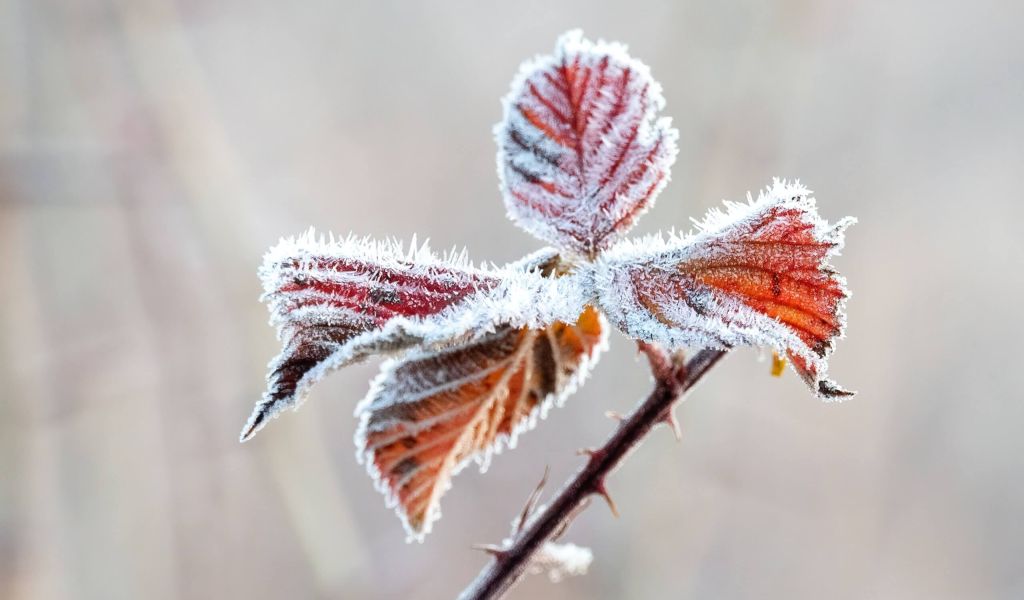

left=459, top=346, right=728, bottom=600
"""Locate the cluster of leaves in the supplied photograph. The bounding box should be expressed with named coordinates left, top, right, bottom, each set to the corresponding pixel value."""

left=241, top=30, right=855, bottom=542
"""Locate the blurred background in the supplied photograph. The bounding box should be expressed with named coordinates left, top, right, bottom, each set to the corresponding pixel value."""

left=3, top=0, right=1023, bottom=598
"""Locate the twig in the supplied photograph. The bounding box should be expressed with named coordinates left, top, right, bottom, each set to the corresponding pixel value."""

left=459, top=345, right=728, bottom=600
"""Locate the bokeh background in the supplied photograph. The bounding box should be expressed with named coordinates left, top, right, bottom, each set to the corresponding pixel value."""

left=3, top=0, right=1023, bottom=598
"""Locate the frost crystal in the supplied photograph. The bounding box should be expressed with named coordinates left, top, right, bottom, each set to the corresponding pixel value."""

left=588, top=180, right=855, bottom=399
left=496, top=30, right=679, bottom=258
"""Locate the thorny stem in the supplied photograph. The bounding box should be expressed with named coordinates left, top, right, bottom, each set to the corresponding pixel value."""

left=459, top=345, right=728, bottom=600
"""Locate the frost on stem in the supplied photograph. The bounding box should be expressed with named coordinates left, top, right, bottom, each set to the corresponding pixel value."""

left=496, top=30, right=679, bottom=258
left=241, top=231, right=588, bottom=442
left=589, top=180, right=856, bottom=399
left=470, top=468, right=594, bottom=588
left=356, top=306, right=607, bottom=540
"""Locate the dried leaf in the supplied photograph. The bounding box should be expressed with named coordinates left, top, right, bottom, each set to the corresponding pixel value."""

left=496, top=30, right=678, bottom=258
left=356, top=306, right=607, bottom=539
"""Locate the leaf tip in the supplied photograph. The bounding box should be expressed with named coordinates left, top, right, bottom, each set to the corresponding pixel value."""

left=817, top=379, right=857, bottom=401
left=239, top=407, right=268, bottom=443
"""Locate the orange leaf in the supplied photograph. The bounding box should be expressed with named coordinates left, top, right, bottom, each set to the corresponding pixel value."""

left=592, top=181, right=854, bottom=399
left=355, top=306, right=607, bottom=539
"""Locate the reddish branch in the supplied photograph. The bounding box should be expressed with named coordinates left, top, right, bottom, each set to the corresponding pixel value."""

left=459, top=344, right=728, bottom=600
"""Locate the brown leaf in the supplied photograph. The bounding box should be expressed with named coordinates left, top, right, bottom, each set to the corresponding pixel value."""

left=356, top=306, right=607, bottom=539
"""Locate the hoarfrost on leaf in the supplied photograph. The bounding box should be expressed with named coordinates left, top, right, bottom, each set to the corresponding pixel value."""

left=355, top=306, right=607, bottom=540
left=588, top=179, right=855, bottom=399
left=496, top=29, right=679, bottom=258
left=241, top=231, right=589, bottom=442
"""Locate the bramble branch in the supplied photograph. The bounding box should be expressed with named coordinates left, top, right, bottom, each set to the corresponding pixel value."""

left=459, top=345, right=728, bottom=600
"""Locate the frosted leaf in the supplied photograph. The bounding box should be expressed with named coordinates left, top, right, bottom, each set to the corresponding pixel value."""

left=589, top=180, right=855, bottom=399
left=241, top=230, right=587, bottom=442
left=496, top=29, right=679, bottom=258
left=355, top=306, right=607, bottom=541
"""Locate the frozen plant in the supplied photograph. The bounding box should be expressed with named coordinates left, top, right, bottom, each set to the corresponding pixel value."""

left=240, top=30, right=856, bottom=598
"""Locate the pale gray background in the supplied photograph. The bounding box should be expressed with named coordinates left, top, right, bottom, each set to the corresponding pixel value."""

left=2, top=0, right=1023, bottom=598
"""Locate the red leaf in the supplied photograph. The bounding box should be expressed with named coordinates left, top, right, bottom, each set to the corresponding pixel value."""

left=496, top=30, right=678, bottom=258
left=240, top=232, right=570, bottom=442
left=356, top=306, right=607, bottom=539
left=592, top=181, right=855, bottom=399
